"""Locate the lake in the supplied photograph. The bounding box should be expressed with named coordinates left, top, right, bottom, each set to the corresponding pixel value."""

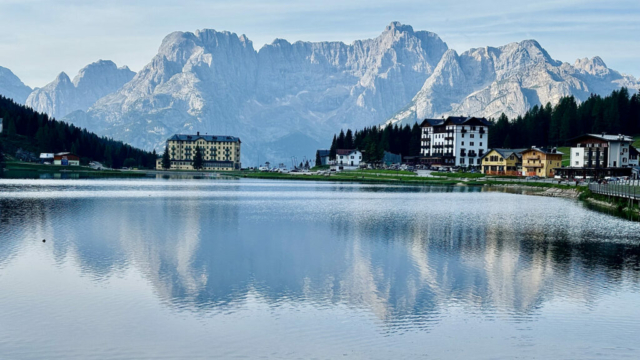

left=1, top=177, right=639, bottom=359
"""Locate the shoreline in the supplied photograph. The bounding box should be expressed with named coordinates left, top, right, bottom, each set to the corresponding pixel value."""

left=5, top=165, right=637, bottom=220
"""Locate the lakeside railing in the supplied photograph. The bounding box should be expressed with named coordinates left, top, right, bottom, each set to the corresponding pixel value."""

left=589, top=182, right=640, bottom=200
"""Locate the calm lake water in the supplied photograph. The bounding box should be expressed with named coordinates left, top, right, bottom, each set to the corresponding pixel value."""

left=1, top=177, right=640, bottom=359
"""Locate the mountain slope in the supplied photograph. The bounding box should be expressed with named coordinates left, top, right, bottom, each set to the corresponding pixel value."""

left=58, top=23, right=638, bottom=165
left=0, top=66, right=32, bottom=104
left=25, top=60, right=135, bottom=119
left=386, top=40, right=640, bottom=126
left=64, top=22, right=448, bottom=164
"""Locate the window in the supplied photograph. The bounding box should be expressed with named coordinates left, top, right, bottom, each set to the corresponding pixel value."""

left=470, top=134, right=475, bottom=138
left=470, top=142, right=474, bottom=146
left=462, top=141, right=465, bottom=146
left=460, top=158, right=465, bottom=164
left=477, top=159, right=481, bottom=165
left=480, top=142, right=483, bottom=146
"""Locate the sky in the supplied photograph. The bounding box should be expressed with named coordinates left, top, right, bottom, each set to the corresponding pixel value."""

left=1, top=0, right=639, bottom=88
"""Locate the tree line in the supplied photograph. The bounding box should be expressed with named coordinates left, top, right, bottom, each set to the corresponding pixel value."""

left=328, top=88, right=640, bottom=162
left=0, top=95, right=158, bottom=169
left=490, top=88, right=640, bottom=148
left=329, top=123, right=422, bottom=162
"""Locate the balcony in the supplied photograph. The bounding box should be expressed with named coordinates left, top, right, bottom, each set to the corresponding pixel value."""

left=445, top=136, right=454, bottom=141
left=461, top=129, right=467, bottom=133
left=524, top=163, right=543, bottom=168
left=479, top=128, right=486, bottom=134
left=526, top=155, right=541, bottom=160
left=468, top=152, right=477, bottom=157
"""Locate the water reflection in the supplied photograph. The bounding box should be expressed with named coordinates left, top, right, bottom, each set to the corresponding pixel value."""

left=1, top=179, right=639, bottom=326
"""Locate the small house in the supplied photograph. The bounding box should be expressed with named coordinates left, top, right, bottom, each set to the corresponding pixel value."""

left=316, top=149, right=331, bottom=166
left=520, top=147, right=563, bottom=177
left=39, top=153, right=54, bottom=164
left=54, top=152, right=80, bottom=166
left=480, top=148, right=526, bottom=175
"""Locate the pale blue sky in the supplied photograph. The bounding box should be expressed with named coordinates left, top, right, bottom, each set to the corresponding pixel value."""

left=1, top=0, right=639, bottom=87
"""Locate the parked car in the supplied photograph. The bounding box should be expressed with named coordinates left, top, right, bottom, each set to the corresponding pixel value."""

left=526, top=176, right=541, bottom=180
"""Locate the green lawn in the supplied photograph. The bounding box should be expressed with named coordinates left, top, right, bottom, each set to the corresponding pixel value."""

left=633, top=135, right=640, bottom=149
left=3, top=161, right=145, bottom=177
left=557, top=147, right=571, bottom=167
left=347, top=169, right=416, bottom=176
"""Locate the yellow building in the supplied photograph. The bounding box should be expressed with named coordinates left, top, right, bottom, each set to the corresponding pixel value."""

left=480, top=148, right=526, bottom=175
left=156, top=132, right=241, bottom=171
left=521, top=147, right=563, bottom=177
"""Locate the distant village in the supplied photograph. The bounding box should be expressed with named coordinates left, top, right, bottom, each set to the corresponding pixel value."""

left=6, top=114, right=640, bottom=181
left=316, top=116, right=640, bottom=180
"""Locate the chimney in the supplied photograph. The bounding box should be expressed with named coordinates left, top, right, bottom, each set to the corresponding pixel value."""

left=197, top=131, right=200, bottom=136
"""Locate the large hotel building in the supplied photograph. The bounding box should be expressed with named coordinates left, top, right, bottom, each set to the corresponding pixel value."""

left=157, top=132, right=241, bottom=171
left=420, top=116, right=490, bottom=167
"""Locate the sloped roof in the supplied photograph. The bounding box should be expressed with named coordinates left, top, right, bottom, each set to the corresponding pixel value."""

left=168, top=134, right=241, bottom=143
left=444, top=116, right=491, bottom=126
left=336, top=149, right=358, bottom=155
left=569, top=133, right=633, bottom=143
left=520, top=147, right=564, bottom=155
left=481, top=148, right=527, bottom=160
left=316, top=149, right=331, bottom=157
left=420, top=116, right=490, bottom=127
left=420, top=118, right=445, bottom=127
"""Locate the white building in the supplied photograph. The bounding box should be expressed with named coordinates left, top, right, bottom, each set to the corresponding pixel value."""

left=333, top=149, right=363, bottom=170
left=569, top=134, right=635, bottom=168
left=39, top=153, right=54, bottom=163
left=420, top=116, right=490, bottom=167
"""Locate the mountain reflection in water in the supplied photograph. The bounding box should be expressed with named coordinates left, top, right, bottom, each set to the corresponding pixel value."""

left=1, top=178, right=639, bottom=359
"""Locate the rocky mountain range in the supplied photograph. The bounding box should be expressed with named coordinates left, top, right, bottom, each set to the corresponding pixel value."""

left=1, top=22, right=638, bottom=165
left=25, top=60, right=135, bottom=119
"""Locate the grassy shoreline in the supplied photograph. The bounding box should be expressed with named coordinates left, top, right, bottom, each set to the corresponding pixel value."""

left=3, top=161, right=147, bottom=177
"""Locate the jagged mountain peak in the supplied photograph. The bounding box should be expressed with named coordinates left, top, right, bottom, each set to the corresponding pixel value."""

left=0, top=66, right=33, bottom=104
left=52, top=24, right=638, bottom=166
left=25, top=60, right=135, bottom=119
left=384, top=21, right=415, bottom=34
left=54, top=72, right=72, bottom=84
left=574, top=56, right=610, bottom=77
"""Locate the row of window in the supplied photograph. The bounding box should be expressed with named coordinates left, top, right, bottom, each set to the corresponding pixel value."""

left=460, top=158, right=482, bottom=165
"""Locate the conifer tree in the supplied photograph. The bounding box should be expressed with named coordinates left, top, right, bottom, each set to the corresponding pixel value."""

left=329, top=135, right=337, bottom=160
left=193, top=145, right=203, bottom=170
left=345, top=129, right=354, bottom=149
left=337, top=130, right=345, bottom=149
left=162, top=145, right=171, bottom=169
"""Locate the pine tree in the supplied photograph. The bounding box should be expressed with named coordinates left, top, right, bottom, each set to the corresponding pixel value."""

left=315, top=151, right=322, bottom=167
left=162, top=144, right=171, bottom=169
left=193, top=145, right=203, bottom=170
left=329, top=135, right=337, bottom=160
left=345, top=129, right=354, bottom=149
left=409, top=123, right=422, bottom=156
left=337, top=130, right=345, bottom=149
